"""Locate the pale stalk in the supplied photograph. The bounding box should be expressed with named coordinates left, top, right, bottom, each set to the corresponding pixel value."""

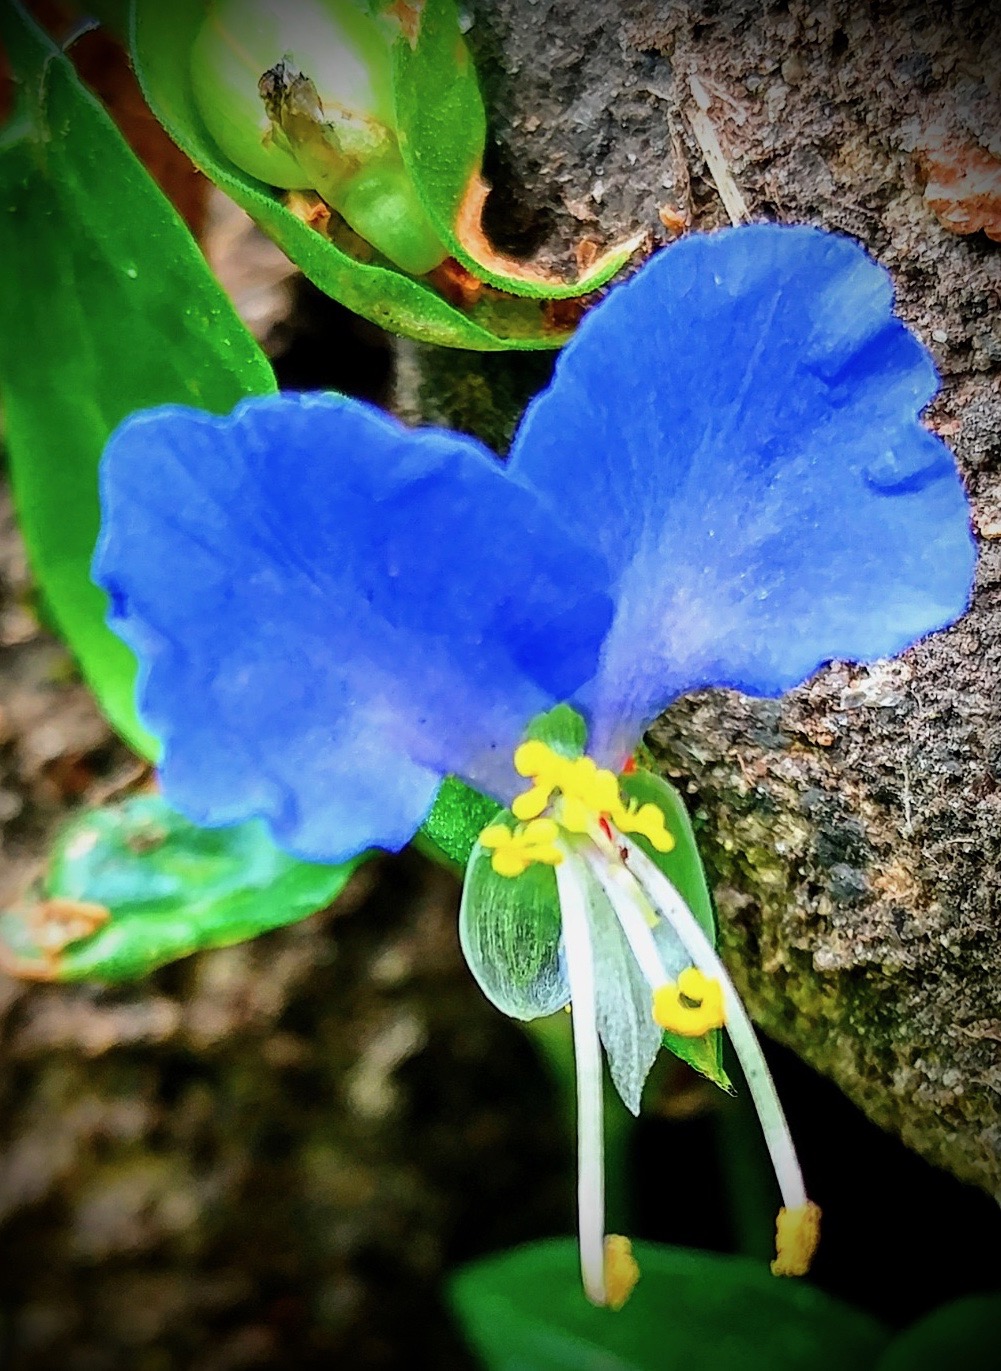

left=555, top=854, right=608, bottom=1306
left=603, top=833, right=808, bottom=1212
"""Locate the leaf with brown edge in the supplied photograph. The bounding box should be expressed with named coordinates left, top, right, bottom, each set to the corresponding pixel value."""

left=390, top=0, right=647, bottom=299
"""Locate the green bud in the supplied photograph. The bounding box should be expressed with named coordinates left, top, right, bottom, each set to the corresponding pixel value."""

left=190, top=0, right=450, bottom=275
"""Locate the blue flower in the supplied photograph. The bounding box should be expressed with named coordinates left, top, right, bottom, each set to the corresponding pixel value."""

left=94, top=224, right=975, bottom=1307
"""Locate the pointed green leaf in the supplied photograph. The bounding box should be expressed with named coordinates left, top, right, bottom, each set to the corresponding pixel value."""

left=392, top=0, right=643, bottom=299
left=620, top=768, right=730, bottom=1091
left=0, top=795, right=359, bottom=982
left=130, top=0, right=575, bottom=350
left=450, top=1239, right=890, bottom=1371
left=0, top=0, right=275, bottom=756
left=459, top=816, right=568, bottom=1020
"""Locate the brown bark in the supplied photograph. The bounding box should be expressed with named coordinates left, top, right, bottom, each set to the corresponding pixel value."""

left=399, top=0, right=1001, bottom=1194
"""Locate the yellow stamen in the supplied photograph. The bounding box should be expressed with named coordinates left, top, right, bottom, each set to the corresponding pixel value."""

left=603, top=1234, right=640, bottom=1310
left=480, top=818, right=564, bottom=878
left=513, top=739, right=557, bottom=777
left=652, top=968, right=726, bottom=1036
left=613, top=798, right=676, bottom=853
left=771, top=1201, right=822, bottom=1277
left=511, top=783, right=552, bottom=821
left=511, top=742, right=676, bottom=855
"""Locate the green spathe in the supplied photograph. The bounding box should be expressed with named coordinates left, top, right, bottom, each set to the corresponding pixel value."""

left=190, top=0, right=448, bottom=274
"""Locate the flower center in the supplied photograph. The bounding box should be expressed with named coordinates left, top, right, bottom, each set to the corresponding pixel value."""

left=483, top=740, right=676, bottom=879
left=470, top=734, right=820, bottom=1305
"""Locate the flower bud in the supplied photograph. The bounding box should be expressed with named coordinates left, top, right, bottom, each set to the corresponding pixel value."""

left=190, top=0, right=449, bottom=275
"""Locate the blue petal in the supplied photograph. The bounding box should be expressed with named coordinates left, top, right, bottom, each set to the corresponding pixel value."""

left=509, top=224, right=976, bottom=764
left=94, top=394, right=613, bottom=862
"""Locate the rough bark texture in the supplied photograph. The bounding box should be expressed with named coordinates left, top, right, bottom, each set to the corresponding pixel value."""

left=401, top=0, right=1001, bottom=1194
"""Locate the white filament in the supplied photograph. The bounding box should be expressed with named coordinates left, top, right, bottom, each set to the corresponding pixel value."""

left=591, top=845, right=671, bottom=991
left=555, top=853, right=608, bottom=1306
left=599, top=833, right=808, bottom=1213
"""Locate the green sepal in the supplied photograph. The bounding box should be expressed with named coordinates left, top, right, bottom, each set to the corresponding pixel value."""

left=619, top=767, right=731, bottom=1092
left=0, top=0, right=275, bottom=757
left=0, top=796, right=361, bottom=982
left=459, top=816, right=568, bottom=1021
left=129, top=0, right=575, bottom=350
left=391, top=0, right=643, bottom=298
left=450, top=1239, right=891, bottom=1371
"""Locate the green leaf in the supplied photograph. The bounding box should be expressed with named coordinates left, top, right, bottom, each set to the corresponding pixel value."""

left=0, top=0, right=276, bottom=756
left=0, top=5, right=363, bottom=981
left=0, top=795, right=359, bottom=982
left=392, top=0, right=644, bottom=299
left=130, top=0, right=575, bottom=350
left=620, top=768, right=730, bottom=1091
left=875, top=1296, right=1001, bottom=1371
left=450, top=1239, right=891, bottom=1371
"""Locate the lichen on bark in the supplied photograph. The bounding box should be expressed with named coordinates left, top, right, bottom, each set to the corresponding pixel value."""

left=397, top=0, right=1001, bottom=1193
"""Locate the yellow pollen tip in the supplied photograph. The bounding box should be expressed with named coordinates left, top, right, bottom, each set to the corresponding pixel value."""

left=512, top=784, right=552, bottom=821
left=652, top=969, right=726, bottom=1036
left=603, top=1234, right=640, bottom=1310
left=479, top=818, right=564, bottom=878
left=614, top=799, right=676, bottom=852
left=513, top=739, right=556, bottom=777
left=507, top=739, right=677, bottom=856
left=771, top=1202, right=822, bottom=1277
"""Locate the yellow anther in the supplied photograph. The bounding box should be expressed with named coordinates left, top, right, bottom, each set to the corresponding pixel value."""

left=511, top=741, right=571, bottom=820
left=480, top=818, right=564, bottom=878
left=511, top=784, right=553, bottom=821
left=567, top=756, right=622, bottom=814
left=771, top=1201, right=822, bottom=1277
left=652, top=968, right=726, bottom=1036
left=603, top=1234, right=640, bottom=1310
left=509, top=740, right=677, bottom=860
left=513, top=739, right=557, bottom=777
left=612, top=798, right=676, bottom=853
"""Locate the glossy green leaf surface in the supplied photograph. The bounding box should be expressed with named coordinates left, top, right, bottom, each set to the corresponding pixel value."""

left=450, top=1239, right=890, bottom=1371
left=874, top=1296, right=1001, bottom=1371
left=393, top=0, right=642, bottom=299
left=0, top=0, right=276, bottom=756
left=0, top=795, right=360, bottom=981
left=130, top=0, right=574, bottom=349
